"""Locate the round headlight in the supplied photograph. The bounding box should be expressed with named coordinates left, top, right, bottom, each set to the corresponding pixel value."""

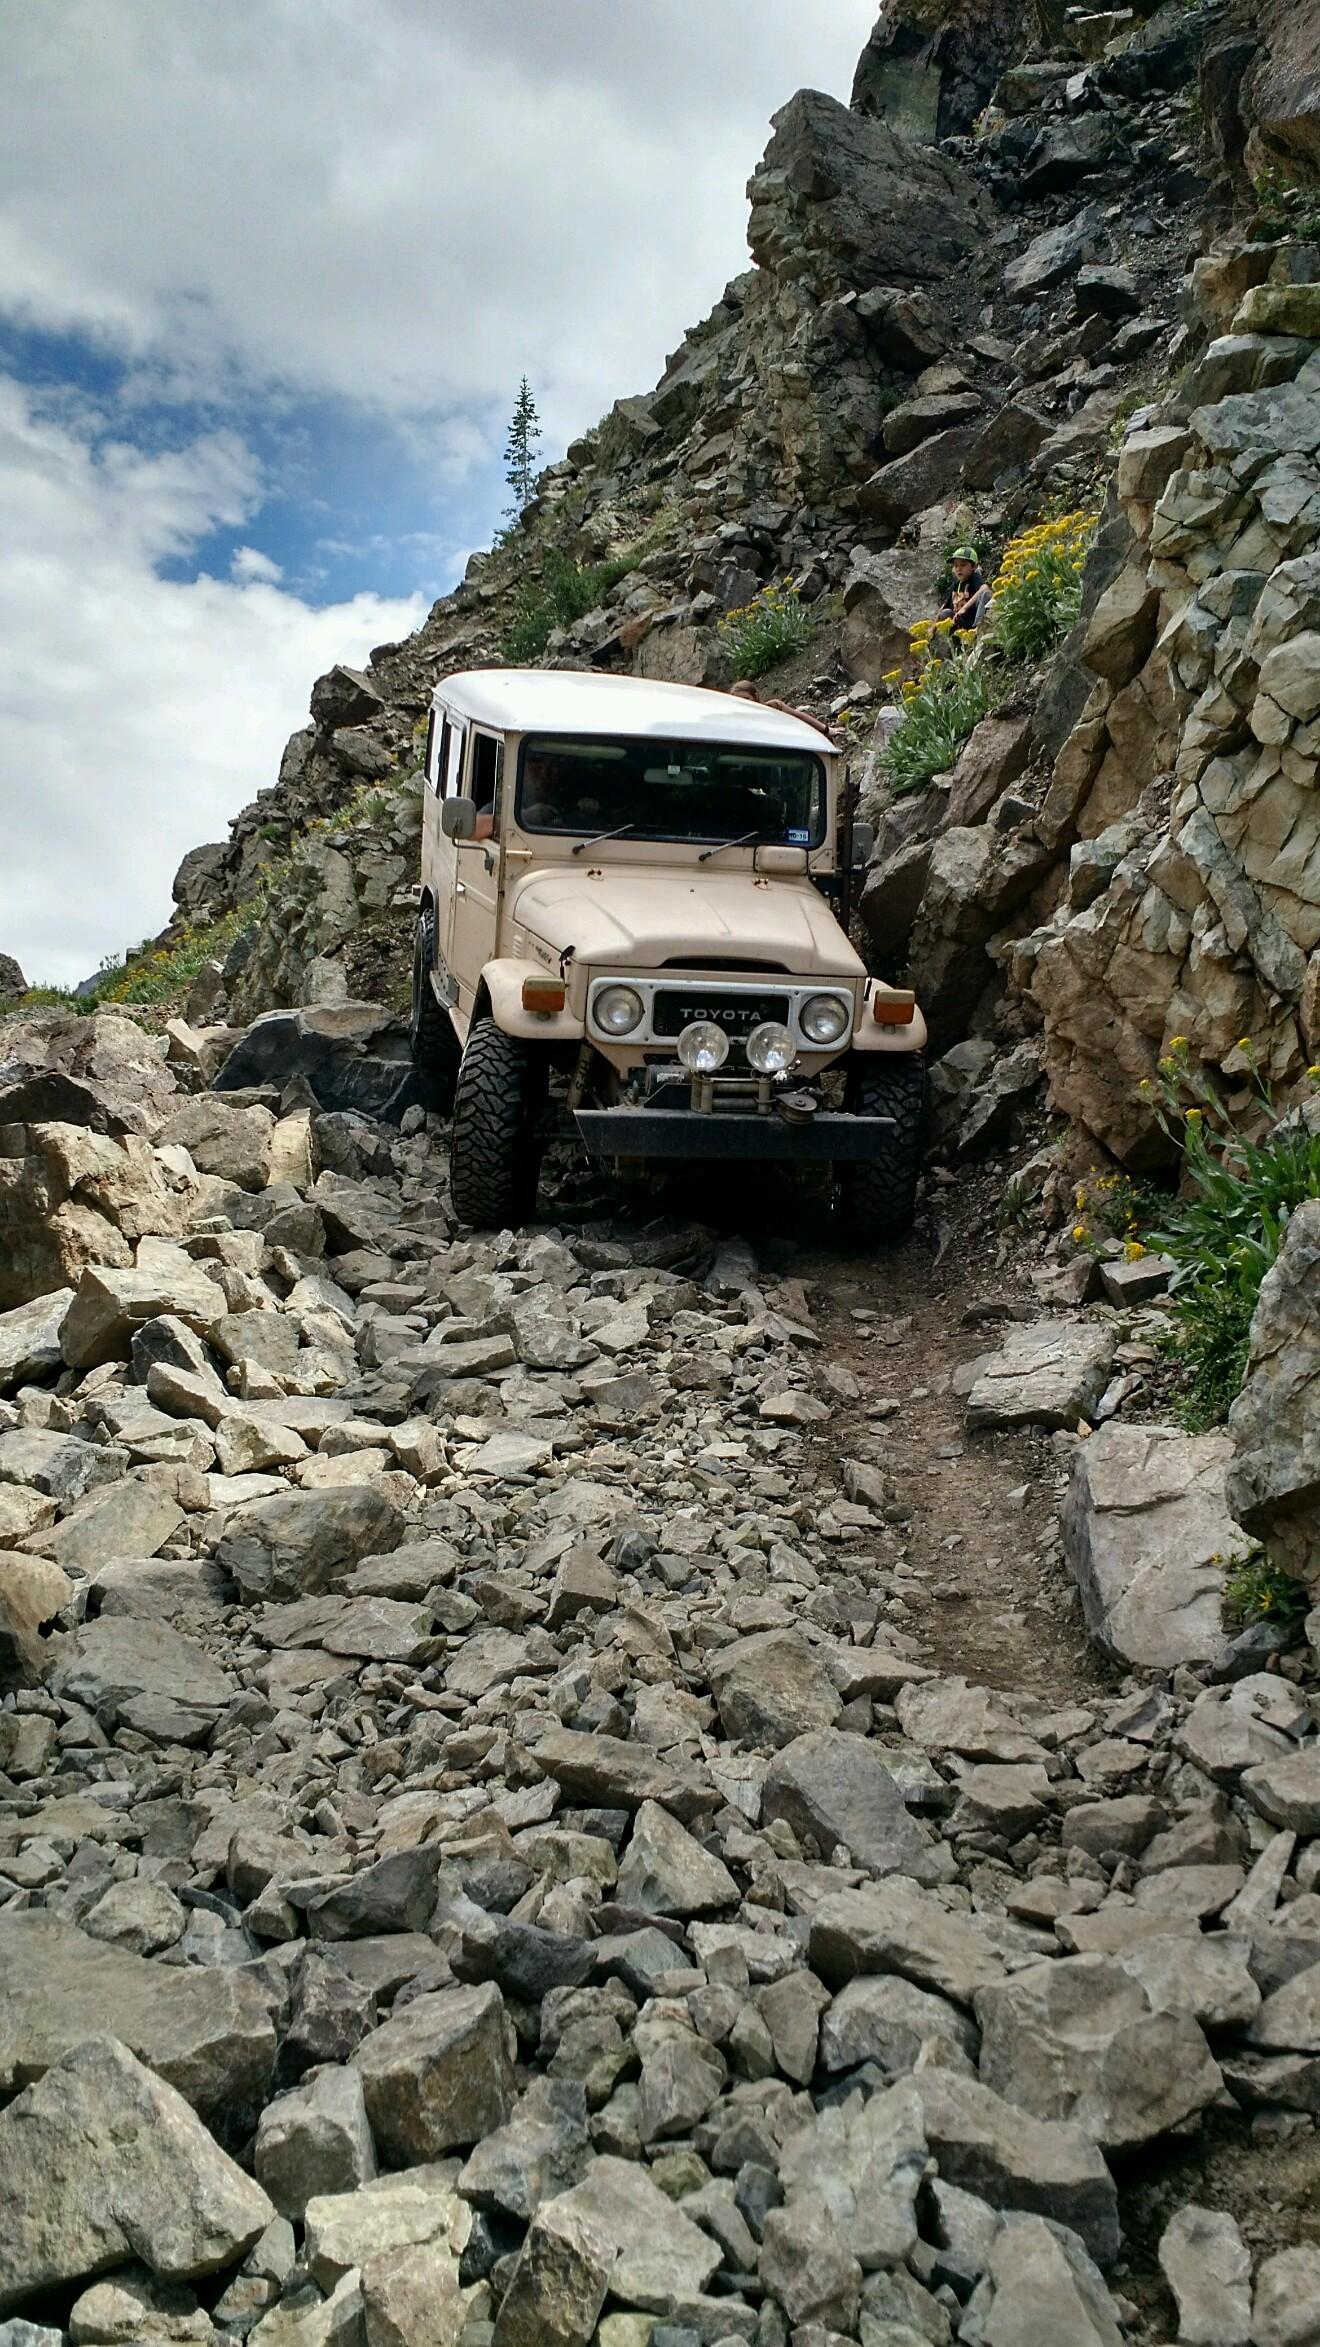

left=747, top=1021, right=797, bottom=1076
left=800, top=990, right=852, bottom=1046
left=677, top=1020, right=730, bottom=1074
left=594, top=984, right=645, bottom=1037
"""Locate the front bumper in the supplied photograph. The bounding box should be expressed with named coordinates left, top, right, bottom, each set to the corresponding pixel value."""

left=574, top=1104, right=895, bottom=1162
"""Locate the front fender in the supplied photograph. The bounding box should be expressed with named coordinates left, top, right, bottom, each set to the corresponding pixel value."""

left=481, top=957, right=586, bottom=1042
left=850, top=982, right=929, bottom=1054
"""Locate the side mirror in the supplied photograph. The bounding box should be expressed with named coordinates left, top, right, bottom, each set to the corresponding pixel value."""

left=851, top=820, right=876, bottom=869
left=441, top=796, right=477, bottom=841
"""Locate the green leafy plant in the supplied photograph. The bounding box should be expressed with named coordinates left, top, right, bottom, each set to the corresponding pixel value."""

left=1250, top=166, right=1320, bottom=247
left=1141, top=1038, right=1320, bottom=1429
left=1223, top=1550, right=1311, bottom=1632
left=500, top=547, right=638, bottom=664
left=880, top=645, right=991, bottom=796
left=717, top=580, right=815, bottom=679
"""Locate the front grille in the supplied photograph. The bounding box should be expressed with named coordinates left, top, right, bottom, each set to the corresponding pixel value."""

left=651, top=988, right=791, bottom=1039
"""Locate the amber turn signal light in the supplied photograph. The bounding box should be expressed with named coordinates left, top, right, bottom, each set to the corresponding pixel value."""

left=521, top=976, right=566, bottom=1013
left=872, top=990, right=916, bottom=1025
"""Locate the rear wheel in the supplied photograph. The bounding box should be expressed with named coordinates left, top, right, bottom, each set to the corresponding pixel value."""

left=409, top=910, right=461, bottom=1107
left=449, top=1018, right=546, bottom=1228
left=835, top=1052, right=926, bottom=1249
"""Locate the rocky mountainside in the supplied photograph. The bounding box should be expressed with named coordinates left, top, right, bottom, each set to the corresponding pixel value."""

left=2, top=4, right=1320, bottom=2345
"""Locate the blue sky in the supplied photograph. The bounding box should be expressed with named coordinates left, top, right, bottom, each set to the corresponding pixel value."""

left=0, top=0, right=875, bottom=984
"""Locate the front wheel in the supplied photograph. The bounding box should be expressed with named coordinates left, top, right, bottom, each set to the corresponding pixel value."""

left=449, top=1019, right=546, bottom=1229
left=834, top=1052, right=926, bottom=1249
left=409, top=911, right=462, bottom=1107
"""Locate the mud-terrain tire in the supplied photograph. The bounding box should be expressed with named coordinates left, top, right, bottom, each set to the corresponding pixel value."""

left=409, top=910, right=461, bottom=1105
left=449, top=1018, right=545, bottom=1228
left=835, top=1052, right=926, bottom=1249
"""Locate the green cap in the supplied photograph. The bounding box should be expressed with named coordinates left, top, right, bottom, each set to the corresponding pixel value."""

left=951, top=545, right=979, bottom=563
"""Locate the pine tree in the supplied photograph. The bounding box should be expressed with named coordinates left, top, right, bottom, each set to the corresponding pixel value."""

left=503, top=377, right=542, bottom=514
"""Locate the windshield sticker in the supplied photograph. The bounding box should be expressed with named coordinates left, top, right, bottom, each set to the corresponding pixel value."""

left=786, top=828, right=810, bottom=844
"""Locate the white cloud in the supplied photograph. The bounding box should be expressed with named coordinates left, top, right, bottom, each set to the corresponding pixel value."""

left=1, top=0, right=876, bottom=453
left=0, top=379, right=424, bottom=987
left=231, top=545, right=284, bottom=584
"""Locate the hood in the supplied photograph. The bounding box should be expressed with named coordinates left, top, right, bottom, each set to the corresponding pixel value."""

left=509, top=863, right=863, bottom=977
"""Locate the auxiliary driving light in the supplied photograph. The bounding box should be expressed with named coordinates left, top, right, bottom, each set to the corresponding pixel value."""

left=799, top=990, right=851, bottom=1046
left=677, top=1020, right=730, bottom=1074
left=594, top=983, right=645, bottom=1037
left=746, top=1021, right=797, bottom=1076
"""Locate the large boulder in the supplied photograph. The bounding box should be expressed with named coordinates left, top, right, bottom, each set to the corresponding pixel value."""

left=1062, top=1422, right=1252, bottom=1669
left=747, top=88, right=990, bottom=297
left=965, top=1318, right=1116, bottom=1433
left=61, top=1243, right=226, bottom=1370
left=840, top=548, right=933, bottom=685
left=0, top=1914, right=277, bottom=2137
left=0, top=1125, right=198, bottom=1311
left=215, top=1487, right=407, bottom=1602
left=852, top=0, right=1028, bottom=142
left=214, top=1004, right=423, bottom=1124
left=0, top=1288, right=72, bottom=1392
left=0, top=1011, right=179, bottom=1138
left=0, top=2038, right=273, bottom=2314
left=1227, top=1198, right=1320, bottom=1588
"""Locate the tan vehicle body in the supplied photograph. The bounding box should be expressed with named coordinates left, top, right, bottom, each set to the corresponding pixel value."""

left=413, top=670, right=927, bottom=1232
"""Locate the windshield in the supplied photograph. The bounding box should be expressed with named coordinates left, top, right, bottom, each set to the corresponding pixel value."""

left=515, top=733, right=827, bottom=848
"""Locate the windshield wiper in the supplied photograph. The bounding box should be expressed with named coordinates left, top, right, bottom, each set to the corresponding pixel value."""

left=698, top=829, right=763, bottom=864
left=572, top=822, right=638, bottom=858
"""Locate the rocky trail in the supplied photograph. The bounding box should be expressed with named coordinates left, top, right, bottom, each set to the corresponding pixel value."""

left=1, top=1003, right=1318, bottom=2347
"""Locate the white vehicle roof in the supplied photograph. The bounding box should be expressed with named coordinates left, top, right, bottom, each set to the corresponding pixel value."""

left=433, top=668, right=837, bottom=756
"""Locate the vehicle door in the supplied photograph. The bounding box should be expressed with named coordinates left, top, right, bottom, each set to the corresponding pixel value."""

left=444, top=726, right=504, bottom=1019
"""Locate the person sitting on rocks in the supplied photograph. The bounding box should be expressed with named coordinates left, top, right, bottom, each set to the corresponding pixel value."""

left=936, top=546, right=992, bottom=635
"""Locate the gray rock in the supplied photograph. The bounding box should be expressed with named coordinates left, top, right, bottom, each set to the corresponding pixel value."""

left=458, top=2078, right=591, bottom=2221
left=706, top=1629, right=842, bottom=1749
left=0, top=1913, right=277, bottom=2136
left=1252, top=2245, right=1320, bottom=2347
left=30, top=1474, right=185, bottom=1573
left=965, top=1320, right=1115, bottom=1432
left=1158, top=2204, right=1251, bottom=2346
left=763, top=1728, right=948, bottom=1883
left=491, top=2197, right=613, bottom=2347
left=361, top=2240, right=465, bottom=2347
left=810, top=1881, right=1006, bottom=2007
left=0, top=1289, right=73, bottom=1393
left=819, top=1973, right=978, bottom=2078
left=758, top=2191, right=862, bottom=2330
left=353, top=1984, right=517, bottom=2162
left=615, top=1800, right=738, bottom=1917
left=975, top=1953, right=1224, bottom=2151
left=216, top=1487, right=406, bottom=1601
left=1242, top=1747, right=1320, bottom=1834
left=778, top=2078, right=926, bottom=2270
left=1060, top=1423, right=1245, bottom=1670
left=1227, top=1197, right=1320, bottom=1587
left=0, top=2036, right=272, bottom=2314
left=911, top=2069, right=1120, bottom=2268
left=52, top=1616, right=234, bottom=1737
left=532, top=1728, right=719, bottom=1823
left=1248, top=1961, right=1320, bottom=2053
left=975, top=2213, right=1124, bottom=2347
left=302, top=2172, right=469, bottom=2289
left=547, top=2157, right=721, bottom=2309
left=254, top=2067, right=377, bottom=2218
left=61, top=1250, right=227, bottom=1370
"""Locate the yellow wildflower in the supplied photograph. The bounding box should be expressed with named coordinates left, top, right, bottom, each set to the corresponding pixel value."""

left=1072, top=1224, right=1088, bottom=1243
left=1124, top=1240, right=1147, bottom=1261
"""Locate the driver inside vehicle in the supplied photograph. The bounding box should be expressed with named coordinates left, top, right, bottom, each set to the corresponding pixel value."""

left=521, top=753, right=602, bottom=832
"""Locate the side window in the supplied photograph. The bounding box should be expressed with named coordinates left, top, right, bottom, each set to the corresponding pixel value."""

left=471, top=735, right=503, bottom=840
left=423, top=710, right=438, bottom=792
left=443, top=722, right=467, bottom=799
